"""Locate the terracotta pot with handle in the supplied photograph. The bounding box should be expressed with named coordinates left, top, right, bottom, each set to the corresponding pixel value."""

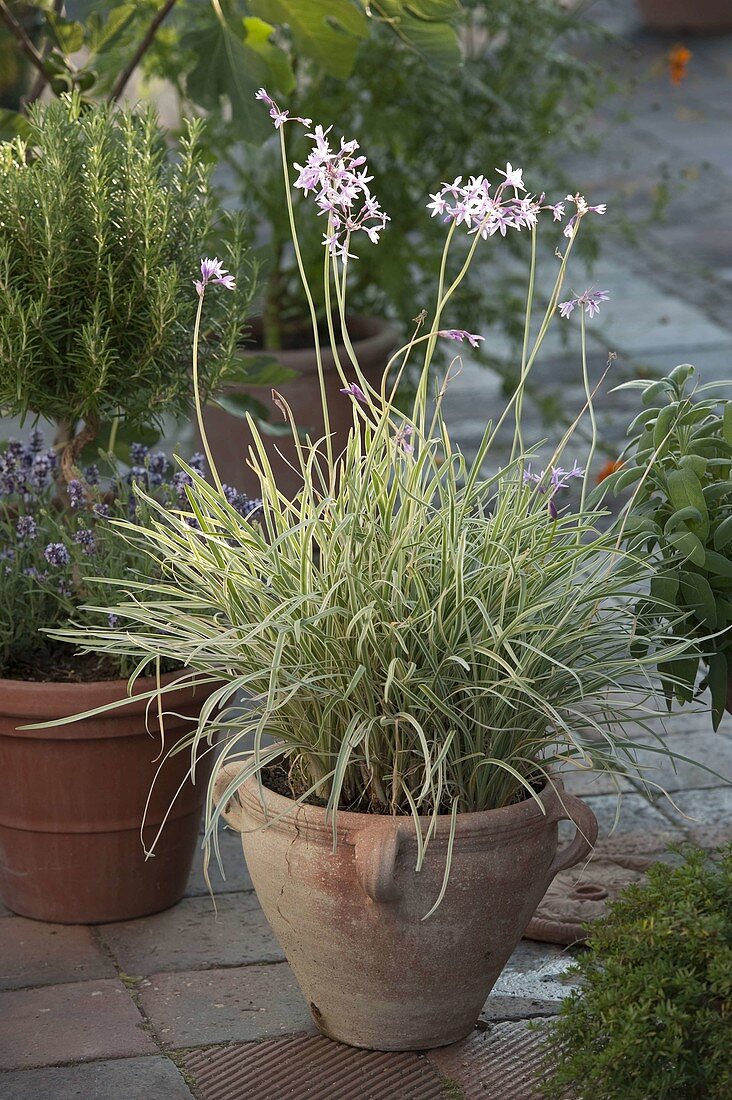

left=213, top=764, right=597, bottom=1050
left=0, top=672, right=214, bottom=923
left=202, top=315, right=399, bottom=499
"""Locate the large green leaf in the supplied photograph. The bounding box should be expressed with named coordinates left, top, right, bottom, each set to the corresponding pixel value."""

left=368, top=0, right=461, bottom=68
left=680, top=572, right=717, bottom=629
left=666, top=467, right=709, bottom=541
left=250, top=0, right=368, bottom=79
left=225, top=355, right=299, bottom=386
left=183, top=12, right=294, bottom=144
left=707, top=650, right=728, bottom=731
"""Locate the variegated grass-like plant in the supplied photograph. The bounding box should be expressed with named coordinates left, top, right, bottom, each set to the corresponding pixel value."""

left=42, top=93, right=698, bottom=894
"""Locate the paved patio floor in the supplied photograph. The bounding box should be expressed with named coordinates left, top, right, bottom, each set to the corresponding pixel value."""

left=2, top=2, right=732, bottom=1097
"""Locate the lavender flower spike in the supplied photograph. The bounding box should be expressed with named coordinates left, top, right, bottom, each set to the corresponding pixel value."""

left=195, top=258, right=236, bottom=297
left=439, top=329, right=485, bottom=349
left=340, top=382, right=368, bottom=404
left=558, top=289, right=610, bottom=320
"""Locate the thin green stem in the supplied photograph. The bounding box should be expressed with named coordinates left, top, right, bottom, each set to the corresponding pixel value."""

left=579, top=310, right=596, bottom=512
left=278, top=125, right=333, bottom=473
left=192, top=291, right=223, bottom=493
left=512, top=224, right=538, bottom=462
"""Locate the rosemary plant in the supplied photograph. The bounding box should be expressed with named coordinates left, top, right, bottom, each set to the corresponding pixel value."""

left=0, top=92, right=254, bottom=479
left=46, top=94, right=696, bottom=892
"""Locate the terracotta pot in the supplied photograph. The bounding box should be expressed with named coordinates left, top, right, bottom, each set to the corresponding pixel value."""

left=202, top=315, right=399, bottom=498
left=0, top=672, right=213, bottom=923
left=213, top=765, right=597, bottom=1050
left=636, top=0, right=732, bottom=32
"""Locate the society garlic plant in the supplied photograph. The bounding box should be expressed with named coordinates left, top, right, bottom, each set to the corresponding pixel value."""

left=44, top=92, right=698, bottom=878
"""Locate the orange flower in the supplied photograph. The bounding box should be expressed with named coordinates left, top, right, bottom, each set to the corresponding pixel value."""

left=669, top=44, right=692, bottom=86
left=596, top=459, right=624, bottom=485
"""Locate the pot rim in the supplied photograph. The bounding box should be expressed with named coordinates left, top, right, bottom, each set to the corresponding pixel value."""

left=238, top=313, right=400, bottom=376
left=224, top=762, right=570, bottom=844
left=0, top=668, right=211, bottom=724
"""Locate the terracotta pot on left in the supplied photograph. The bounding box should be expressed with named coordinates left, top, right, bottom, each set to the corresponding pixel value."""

left=0, top=672, right=212, bottom=923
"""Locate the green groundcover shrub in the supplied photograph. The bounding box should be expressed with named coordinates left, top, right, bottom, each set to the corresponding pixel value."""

left=540, top=846, right=732, bottom=1100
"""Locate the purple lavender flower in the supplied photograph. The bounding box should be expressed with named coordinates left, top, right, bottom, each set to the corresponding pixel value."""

left=108, top=613, right=119, bottom=629
left=189, top=453, right=206, bottom=474
left=173, top=470, right=193, bottom=500
left=67, top=479, right=85, bottom=509
left=0, top=547, right=15, bottom=562
left=73, top=528, right=96, bottom=555
left=43, top=542, right=70, bottom=567
left=130, top=442, right=149, bottom=464
left=147, top=451, right=167, bottom=486
left=292, top=122, right=389, bottom=261
left=127, top=466, right=148, bottom=487
left=558, top=289, right=610, bottom=320
left=236, top=496, right=263, bottom=520
left=340, top=382, right=368, bottom=404
left=195, top=258, right=236, bottom=297
left=84, top=464, right=100, bottom=486
left=255, top=88, right=312, bottom=130
left=93, top=503, right=111, bottom=519
left=438, top=329, right=485, bottom=349
left=29, top=452, right=53, bottom=489
left=15, top=515, right=37, bottom=541
left=24, top=566, right=48, bottom=582
left=28, top=428, right=45, bottom=453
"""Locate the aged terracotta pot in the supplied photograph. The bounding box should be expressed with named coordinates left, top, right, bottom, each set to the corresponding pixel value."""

left=202, top=315, right=399, bottom=498
left=213, top=764, right=598, bottom=1050
left=637, top=0, right=732, bottom=31
left=0, top=672, right=213, bottom=923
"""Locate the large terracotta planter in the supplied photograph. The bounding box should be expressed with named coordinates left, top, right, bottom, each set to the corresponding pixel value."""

left=202, top=315, right=399, bottom=498
left=0, top=672, right=213, bottom=923
left=213, top=764, right=597, bottom=1050
left=637, top=0, right=732, bottom=32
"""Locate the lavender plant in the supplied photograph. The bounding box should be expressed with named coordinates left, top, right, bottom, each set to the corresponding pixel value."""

left=45, top=94, right=697, bottom=900
left=0, top=433, right=261, bottom=679
left=0, top=93, right=255, bottom=481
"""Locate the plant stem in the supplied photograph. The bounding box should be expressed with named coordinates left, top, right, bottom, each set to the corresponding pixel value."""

left=108, top=0, right=179, bottom=102
left=0, top=1, right=52, bottom=88
left=192, top=291, right=223, bottom=493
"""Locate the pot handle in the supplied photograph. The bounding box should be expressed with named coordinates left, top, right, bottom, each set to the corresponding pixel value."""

left=212, top=764, right=247, bottom=833
left=547, top=792, right=598, bottom=879
left=354, top=823, right=404, bottom=903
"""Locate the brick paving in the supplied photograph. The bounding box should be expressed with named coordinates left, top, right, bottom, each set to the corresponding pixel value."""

left=2, top=3, right=732, bottom=1098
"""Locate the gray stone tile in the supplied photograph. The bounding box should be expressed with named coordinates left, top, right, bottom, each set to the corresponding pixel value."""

left=137, top=963, right=316, bottom=1048
left=0, top=979, right=155, bottom=1071
left=663, top=786, right=732, bottom=850
left=569, top=791, right=689, bottom=856
left=491, top=940, right=579, bottom=1004
left=186, top=826, right=253, bottom=897
left=0, top=1057, right=195, bottom=1100
left=98, top=892, right=283, bottom=975
left=0, top=918, right=116, bottom=991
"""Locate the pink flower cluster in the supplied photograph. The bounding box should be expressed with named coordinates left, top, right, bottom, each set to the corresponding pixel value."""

left=293, top=124, right=390, bottom=262
left=427, top=168, right=606, bottom=242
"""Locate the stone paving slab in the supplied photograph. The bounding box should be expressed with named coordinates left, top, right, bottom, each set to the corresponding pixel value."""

left=663, top=786, right=732, bottom=849
left=0, top=978, right=155, bottom=1071
left=0, top=1056, right=196, bottom=1100
left=185, top=827, right=254, bottom=897
left=0, top=917, right=117, bottom=991
left=568, top=790, right=689, bottom=857
left=137, top=963, right=317, bottom=1049
left=98, top=892, right=283, bottom=976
